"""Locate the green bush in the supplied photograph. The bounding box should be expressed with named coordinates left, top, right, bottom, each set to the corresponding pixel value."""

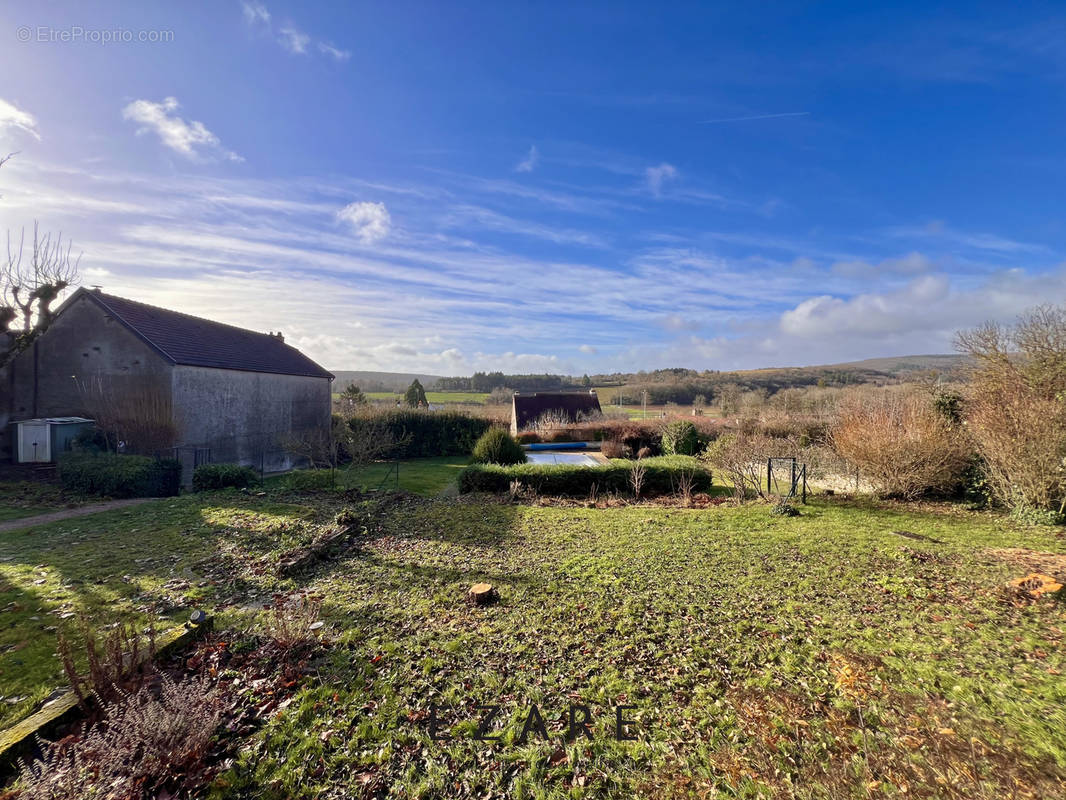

left=57, top=453, right=181, bottom=498
left=471, top=428, right=527, bottom=465
left=285, top=469, right=336, bottom=490
left=458, top=456, right=711, bottom=497
left=192, top=463, right=260, bottom=491
left=661, top=420, right=699, bottom=455
left=346, top=410, right=492, bottom=459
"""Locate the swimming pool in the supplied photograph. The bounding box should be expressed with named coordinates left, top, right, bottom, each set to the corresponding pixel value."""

left=524, top=451, right=600, bottom=466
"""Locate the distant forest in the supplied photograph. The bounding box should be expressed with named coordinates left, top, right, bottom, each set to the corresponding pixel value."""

left=428, top=356, right=967, bottom=405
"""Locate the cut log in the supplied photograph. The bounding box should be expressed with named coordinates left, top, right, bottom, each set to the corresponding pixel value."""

left=467, top=582, right=498, bottom=606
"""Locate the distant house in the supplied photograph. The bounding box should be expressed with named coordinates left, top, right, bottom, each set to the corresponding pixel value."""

left=1, top=288, right=333, bottom=475
left=511, top=390, right=602, bottom=434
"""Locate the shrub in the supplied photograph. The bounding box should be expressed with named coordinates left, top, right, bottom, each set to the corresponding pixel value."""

left=285, top=469, right=335, bottom=490
left=57, top=452, right=181, bottom=498
left=346, top=410, right=491, bottom=459
left=957, top=306, right=1066, bottom=512
left=471, top=427, right=527, bottom=465
left=661, top=420, right=700, bottom=456
left=458, top=456, right=711, bottom=497
left=829, top=392, right=971, bottom=499
left=601, top=438, right=628, bottom=459
left=515, top=431, right=541, bottom=444
left=703, top=432, right=778, bottom=502
left=192, top=463, right=260, bottom=491
left=17, top=674, right=222, bottom=800
left=770, top=501, right=800, bottom=517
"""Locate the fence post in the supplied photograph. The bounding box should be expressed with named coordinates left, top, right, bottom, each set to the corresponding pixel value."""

left=767, top=459, right=772, bottom=495
left=801, top=465, right=807, bottom=503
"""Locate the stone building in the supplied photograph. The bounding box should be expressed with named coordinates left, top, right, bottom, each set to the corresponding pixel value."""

left=1, top=288, right=333, bottom=474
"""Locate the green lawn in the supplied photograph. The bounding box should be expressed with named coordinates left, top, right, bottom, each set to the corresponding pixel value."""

left=0, top=481, right=86, bottom=522
left=2, top=488, right=1065, bottom=798
left=338, top=456, right=470, bottom=495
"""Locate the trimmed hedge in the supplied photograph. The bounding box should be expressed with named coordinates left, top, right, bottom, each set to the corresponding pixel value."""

left=286, top=469, right=335, bottom=490
left=458, top=456, right=712, bottom=497
left=471, top=428, right=527, bottom=465
left=58, top=453, right=181, bottom=498
left=346, top=410, right=492, bottom=459
left=192, top=463, right=260, bottom=491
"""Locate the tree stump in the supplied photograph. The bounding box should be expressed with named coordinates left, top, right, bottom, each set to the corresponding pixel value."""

left=467, top=583, right=498, bottom=606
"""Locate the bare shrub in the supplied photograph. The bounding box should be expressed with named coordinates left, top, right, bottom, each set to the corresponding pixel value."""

left=702, top=432, right=777, bottom=502
left=830, top=391, right=971, bottom=499
left=76, top=375, right=177, bottom=455
left=265, top=593, right=323, bottom=652
left=57, top=618, right=157, bottom=709
left=279, top=423, right=337, bottom=469
left=673, top=468, right=695, bottom=506
left=957, top=306, right=1066, bottom=512
left=600, top=438, right=627, bottom=459
left=16, top=674, right=221, bottom=800
left=629, top=461, right=646, bottom=499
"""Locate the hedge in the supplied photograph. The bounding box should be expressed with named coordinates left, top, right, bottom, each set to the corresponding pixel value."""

left=458, top=456, right=712, bottom=497
left=58, top=453, right=182, bottom=498
left=346, top=410, right=492, bottom=459
left=192, top=463, right=260, bottom=491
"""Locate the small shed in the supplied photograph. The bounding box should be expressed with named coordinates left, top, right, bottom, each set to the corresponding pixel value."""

left=13, top=417, right=94, bottom=463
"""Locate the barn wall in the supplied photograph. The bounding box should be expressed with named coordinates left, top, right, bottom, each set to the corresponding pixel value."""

left=1, top=294, right=171, bottom=461
left=170, top=365, right=332, bottom=473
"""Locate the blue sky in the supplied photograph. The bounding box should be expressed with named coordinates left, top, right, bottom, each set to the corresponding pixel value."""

left=1, top=1, right=1064, bottom=374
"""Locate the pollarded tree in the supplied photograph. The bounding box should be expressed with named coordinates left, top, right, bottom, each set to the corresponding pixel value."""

left=404, top=379, right=428, bottom=408
left=1, top=156, right=81, bottom=369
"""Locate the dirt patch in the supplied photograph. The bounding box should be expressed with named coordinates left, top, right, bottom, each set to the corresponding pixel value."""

left=986, top=548, right=1066, bottom=581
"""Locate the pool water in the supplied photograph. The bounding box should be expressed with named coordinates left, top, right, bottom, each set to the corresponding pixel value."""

left=525, top=451, right=600, bottom=466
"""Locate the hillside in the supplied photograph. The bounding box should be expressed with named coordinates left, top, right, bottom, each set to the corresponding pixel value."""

left=330, top=370, right=442, bottom=393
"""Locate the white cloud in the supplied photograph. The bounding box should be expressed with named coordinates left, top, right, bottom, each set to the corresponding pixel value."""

left=337, top=201, right=391, bottom=243
left=578, top=344, right=597, bottom=354
left=645, top=162, right=678, bottom=196
left=121, top=97, right=242, bottom=162
left=241, top=0, right=271, bottom=26
left=278, top=25, right=311, bottom=54
left=318, top=41, right=351, bottom=61
left=515, top=145, right=538, bottom=173
left=0, top=97, right=40, bottom=141
left=832, top=251, right=933, bottom=279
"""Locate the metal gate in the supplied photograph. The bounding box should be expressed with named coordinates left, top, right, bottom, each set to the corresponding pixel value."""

left=767, top=457, right=808, bottom=502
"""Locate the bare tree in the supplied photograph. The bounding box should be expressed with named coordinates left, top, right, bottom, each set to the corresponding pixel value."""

left=2, top=221, right=81, bottom=368
left=76, top=375, right=177, bottom=454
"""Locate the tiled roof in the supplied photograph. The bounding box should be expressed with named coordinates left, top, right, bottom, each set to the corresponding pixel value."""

left=72, top=289, right=333, bottom=379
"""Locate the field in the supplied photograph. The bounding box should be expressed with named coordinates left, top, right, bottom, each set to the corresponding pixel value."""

left=361, top=391, right=492, bottom=405
left=2, top=463, right=1065, bottom=798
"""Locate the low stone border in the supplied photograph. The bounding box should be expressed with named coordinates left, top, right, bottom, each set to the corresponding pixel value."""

left=0, top=616, right=213, bottom=777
